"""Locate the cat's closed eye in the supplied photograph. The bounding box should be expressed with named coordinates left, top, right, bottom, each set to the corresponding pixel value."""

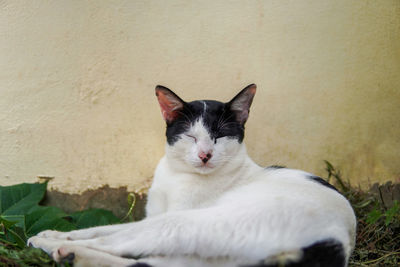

left=185, top=134, right=197, bottom=143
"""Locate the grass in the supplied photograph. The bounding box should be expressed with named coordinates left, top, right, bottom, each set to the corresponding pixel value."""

left=324, top=161, right=400, bottom=266
left=0, top=246, right=55, bottom=267
left=1, top=162, right=399, bottom=266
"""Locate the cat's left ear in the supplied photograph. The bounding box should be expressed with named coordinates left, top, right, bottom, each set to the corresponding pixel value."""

left=155, top=85, right=185, bottom=123
left=227, top=84, right=257, bottom=125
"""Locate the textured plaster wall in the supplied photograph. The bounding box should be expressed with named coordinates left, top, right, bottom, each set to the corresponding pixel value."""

left=1, top=0, right=399, bottom=193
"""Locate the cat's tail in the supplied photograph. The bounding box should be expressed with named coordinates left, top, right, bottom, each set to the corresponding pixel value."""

left=246, top=238, right=346, bottom=267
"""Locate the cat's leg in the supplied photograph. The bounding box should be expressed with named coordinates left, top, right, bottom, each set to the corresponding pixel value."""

left=36, top=222, right=135, bottom=240
left=52, top=245, right=138, bottom=267
left=29, top=237, right=137, bottom=267
left=112, top=208, right=247, bottom=259
left=30, top=206, right=260, bottom=261
left=29, top=236, right=237, bottom=267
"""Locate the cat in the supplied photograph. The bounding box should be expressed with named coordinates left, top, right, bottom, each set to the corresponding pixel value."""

left=28, top=84, right=356, bottom=267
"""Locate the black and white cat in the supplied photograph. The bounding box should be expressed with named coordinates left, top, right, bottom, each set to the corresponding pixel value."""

left=28, top=84, right=356, bottom=267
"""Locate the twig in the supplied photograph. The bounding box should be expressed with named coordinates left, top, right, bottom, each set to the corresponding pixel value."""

left=359, top=251, right=400, bottom=265
left=121, top=193, right=136, bottom=222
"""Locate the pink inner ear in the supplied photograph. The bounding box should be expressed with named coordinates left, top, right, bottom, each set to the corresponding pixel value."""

left=156, top=91, right=181, bottom=122
left=248, top=85, right=256, bottom=96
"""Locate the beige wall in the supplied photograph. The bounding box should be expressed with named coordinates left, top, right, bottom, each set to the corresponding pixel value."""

left=1, top=0, right=399, bottom=193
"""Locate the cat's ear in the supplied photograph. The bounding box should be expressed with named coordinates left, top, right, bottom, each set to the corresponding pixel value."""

left=227, top=84, right=256, bottom=124
left=155, top=85, right=185, bottom=123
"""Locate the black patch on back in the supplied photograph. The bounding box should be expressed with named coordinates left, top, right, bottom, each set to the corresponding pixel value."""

left=165, top=100, right=245, bottom=145
left=128, top=263, right=153, bottom=267
left=245, top=239, right=345, bottom=267
left=308, top=175, right=340, bottom=193
left=266, top=165, right=286, bottom=169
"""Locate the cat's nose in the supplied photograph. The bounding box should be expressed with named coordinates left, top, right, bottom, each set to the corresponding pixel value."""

left=198, top=151, right=213, bottom=163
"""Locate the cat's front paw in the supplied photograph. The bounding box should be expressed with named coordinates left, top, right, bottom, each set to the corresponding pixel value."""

left=27, top=239, right=75, bottom=265
left=27, top=236, right=56, bottom=255
left=27, top=236, right=38, bottom=248
left=37, top=230, right=60, bottom=238
left=37, top=230, right=73, bottom=240
left=52, top=245, right=139, bottom=267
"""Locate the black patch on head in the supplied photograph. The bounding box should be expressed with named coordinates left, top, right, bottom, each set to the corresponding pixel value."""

left=165, top=100, right=245, bottom=145
left=244, top=239, right=345, bottom=267
left=164, top=103, right=194, bottom=145
left=308, top=175, right=340, bottom=193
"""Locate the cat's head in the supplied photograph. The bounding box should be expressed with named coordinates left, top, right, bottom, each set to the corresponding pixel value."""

left=155, top=84, right=256, bottom=174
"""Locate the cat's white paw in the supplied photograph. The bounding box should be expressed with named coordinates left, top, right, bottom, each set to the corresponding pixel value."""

left=27, top=236, right=37, bottom=248
left=37, top=229, right=73, bottom=240
left=51, top=246, right=76, bottom=264
left=37, top=230, right=59, bottom=238
left=27, top=236, right=56, bottom=255
left=52, top=245, right=138, bottom=267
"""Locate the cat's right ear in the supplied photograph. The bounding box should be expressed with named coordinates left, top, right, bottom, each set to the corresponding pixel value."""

left=155, top=85, right=185, bottom=123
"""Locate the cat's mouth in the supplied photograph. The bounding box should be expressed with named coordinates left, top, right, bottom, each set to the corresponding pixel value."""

left=194, top=162, right=216, bottom=173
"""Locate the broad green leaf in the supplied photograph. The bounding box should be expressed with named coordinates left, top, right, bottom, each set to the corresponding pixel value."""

left=0, top=215, right=26, bottom=232
left=0, top=183, right=47, bottom=215
left=70, top=208, right=120, bottom=229
left=0, top=215, right=23, bottom=229
left=0, top=182, right=121, bottom=251
left=25, top=206, right=76, bottom=236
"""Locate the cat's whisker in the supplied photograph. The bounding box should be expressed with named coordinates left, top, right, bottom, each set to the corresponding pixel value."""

left=219, top=122, right=240, bottom=130
left=176, top=111, right=193, bottom=126
left=217, top=113, right=235, bottom=130
left=216, top=107, right=229, bottom=129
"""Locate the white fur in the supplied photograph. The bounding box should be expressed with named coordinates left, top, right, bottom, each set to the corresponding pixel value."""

left=28, top=120, right=356, bottom=267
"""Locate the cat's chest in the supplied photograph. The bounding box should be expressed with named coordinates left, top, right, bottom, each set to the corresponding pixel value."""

left=152, top=166, right=235, bottom=211
left=149, top=156, right=260, bottom=213
left=164, top=174, right=230, bottom=210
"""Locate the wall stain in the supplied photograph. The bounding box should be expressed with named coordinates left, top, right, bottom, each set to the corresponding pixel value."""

left=43, top=185, right=146, bottom=221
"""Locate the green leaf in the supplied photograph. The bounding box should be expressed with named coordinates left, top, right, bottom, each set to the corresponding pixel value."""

left=366, top=208, right=382, bottom=225
left=384, top=201, right=399, bottom=226
left=0, top=245, right=55, bottom=267
left=0, top=182, right=121, bottom=252
left=4, top=225, right=26, bottom=248
left=25, top=206, right=76, bottom=236
left=0, top=215, right=27, bottom=246
left=69, top=208, right=120, bottom=229
left=1, top=215, right=26, bottom=230
left=0, top=215, right=22, bottom=229
left=324, top=160, right=334, bottom=173
left=0, top=183, right=47, bottom=215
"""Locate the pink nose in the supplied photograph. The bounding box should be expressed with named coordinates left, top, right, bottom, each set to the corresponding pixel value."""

left=198, top=151, right=213, bottom=163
